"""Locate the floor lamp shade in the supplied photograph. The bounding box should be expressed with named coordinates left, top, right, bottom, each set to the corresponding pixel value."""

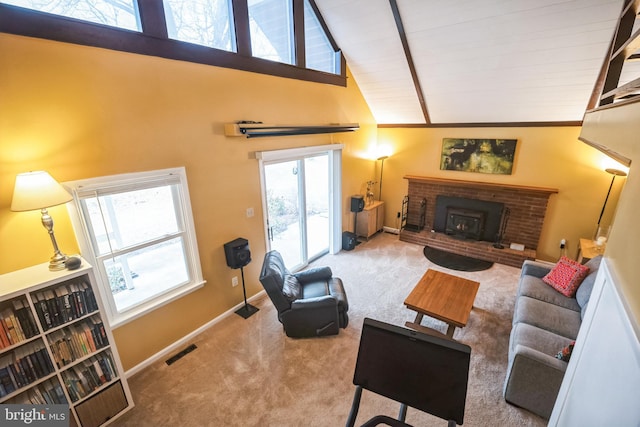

left=11, top=171, right=73, bottom=270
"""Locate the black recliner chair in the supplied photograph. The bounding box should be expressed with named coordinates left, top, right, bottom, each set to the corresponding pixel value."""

left=258, top=250, right=349, bottom=338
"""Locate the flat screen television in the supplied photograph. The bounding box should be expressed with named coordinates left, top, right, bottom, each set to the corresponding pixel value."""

left=353, top=318, right=471, bottom=425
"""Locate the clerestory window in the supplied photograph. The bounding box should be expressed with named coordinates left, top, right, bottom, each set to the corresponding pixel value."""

left=0, top=0, right=345, bottom=86
left=65, top=167, right=205, bottom=327
left=163, top=0, right=236, bottom=52
left=1, top=0, right=141, bottom=31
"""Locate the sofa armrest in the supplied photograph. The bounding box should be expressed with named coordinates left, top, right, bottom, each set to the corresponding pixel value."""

left=504, top=344, right=567, bottom=419
left=294, top=266, right=333, bottom=284
left=520, top=260, right=554, bottom=279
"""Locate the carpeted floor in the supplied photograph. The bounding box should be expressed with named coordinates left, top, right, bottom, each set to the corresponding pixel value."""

left=114, top=232, right=546, bottom=426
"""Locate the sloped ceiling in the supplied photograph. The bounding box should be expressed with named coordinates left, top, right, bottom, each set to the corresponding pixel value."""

left=315, top=0, right=625, bottom=125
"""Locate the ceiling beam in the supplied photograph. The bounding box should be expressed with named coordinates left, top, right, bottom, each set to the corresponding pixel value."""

left=389, top=0, right=430, bottom=124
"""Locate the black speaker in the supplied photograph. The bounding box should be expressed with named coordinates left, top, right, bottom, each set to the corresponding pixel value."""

left=342, top=231, right=357, bottom=251
left=350, top=195, right=365, bottom=213
left=224, top=238, right=251, bottom=269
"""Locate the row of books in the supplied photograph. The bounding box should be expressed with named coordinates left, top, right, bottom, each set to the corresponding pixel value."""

left=32, top=278, right=99, bottom=331
left=0, top=340, right=55, bottom=398
left=48, top=316, right=109, bottom=368
left=0, top=299, right=38, bottom=349
left=63, top=351, right=117, bottom=402
left=5, top=378, right=68, bottom=405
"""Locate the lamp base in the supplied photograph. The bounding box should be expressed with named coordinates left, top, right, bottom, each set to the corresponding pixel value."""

left=49, top=253, right=68, bottom=271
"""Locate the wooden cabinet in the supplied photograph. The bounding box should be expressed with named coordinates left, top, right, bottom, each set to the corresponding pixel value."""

left=356, top=201, right=385, bottom=239
left=0, top=259, right=133, bottom=427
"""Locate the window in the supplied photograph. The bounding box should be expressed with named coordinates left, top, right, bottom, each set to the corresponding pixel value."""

left=1, top=0, right=141, bottom=31
left=304, top=0, right=337, bottom=74
left=163, top=0, right=236, bottom=51
left=0, top=0, right=345, bottom=85
left=65, top=167, right=204, bottom=327
left=248, top=0, right=294, bottom=65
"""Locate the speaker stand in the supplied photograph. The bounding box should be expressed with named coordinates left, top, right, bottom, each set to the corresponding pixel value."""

left=235, top=266, right=259, bottom=319
left=354, top=212, right=362, bottom=246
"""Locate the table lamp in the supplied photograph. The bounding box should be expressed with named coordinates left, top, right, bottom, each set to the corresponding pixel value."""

left=11, top=171, right=73, bottom=271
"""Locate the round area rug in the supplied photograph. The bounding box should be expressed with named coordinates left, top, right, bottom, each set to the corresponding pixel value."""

left=423, top=245, right=494, bottom=272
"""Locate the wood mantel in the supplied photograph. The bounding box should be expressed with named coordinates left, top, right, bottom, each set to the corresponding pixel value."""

left=403, top=175, right=558, bottom=196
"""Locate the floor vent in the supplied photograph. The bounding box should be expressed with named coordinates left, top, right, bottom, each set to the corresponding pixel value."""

left=166, top=344, right=197, bottom=365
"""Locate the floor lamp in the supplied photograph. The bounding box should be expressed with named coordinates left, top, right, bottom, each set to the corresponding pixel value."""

left=377, top=155, right=388, bottom=200
left=595, top=168, right=627, bottom=239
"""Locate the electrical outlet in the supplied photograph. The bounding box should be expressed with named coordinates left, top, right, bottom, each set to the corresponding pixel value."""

left=246, top=207, right=254, bottom=218
left=560, top=238, right=566, bottom=248
left=396, top=212, right=401, bottom=218
left=232, top=276, right=238, bottom=287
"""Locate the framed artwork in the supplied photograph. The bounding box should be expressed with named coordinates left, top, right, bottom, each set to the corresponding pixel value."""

left=440, top=138, right=518, bottom=175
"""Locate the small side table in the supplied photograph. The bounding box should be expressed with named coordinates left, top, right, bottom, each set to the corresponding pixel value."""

left=577, top=238, right=605, bottom=263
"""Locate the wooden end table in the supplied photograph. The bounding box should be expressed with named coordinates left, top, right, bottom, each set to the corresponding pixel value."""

left=404, top=269, right=480, bottom=338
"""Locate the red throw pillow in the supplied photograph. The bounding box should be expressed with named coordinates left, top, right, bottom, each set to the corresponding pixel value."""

left=542, top=256, right=590, bottom=297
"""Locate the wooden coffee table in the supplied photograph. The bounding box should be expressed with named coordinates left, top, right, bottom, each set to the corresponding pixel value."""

left=404, top=269, right=480, bottom=338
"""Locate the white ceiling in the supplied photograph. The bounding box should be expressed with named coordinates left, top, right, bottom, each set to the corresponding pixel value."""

left=315, top=0, right=625, bottom=124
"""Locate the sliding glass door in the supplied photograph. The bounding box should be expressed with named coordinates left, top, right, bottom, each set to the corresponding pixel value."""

left=263, top=154, right=329, bottom=270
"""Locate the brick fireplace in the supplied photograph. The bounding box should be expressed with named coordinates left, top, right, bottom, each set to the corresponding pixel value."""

left=400, top=175, right=558, bottom=267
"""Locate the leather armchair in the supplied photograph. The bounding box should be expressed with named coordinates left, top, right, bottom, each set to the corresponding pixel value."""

left=258, top=250, right=349, bottom=338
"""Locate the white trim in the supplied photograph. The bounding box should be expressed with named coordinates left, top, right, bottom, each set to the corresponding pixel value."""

left=257, top=144, right=343, bottom=257
left=124, top=290, right=266, bottom=378
left=64, top=167, right=204, bottom=327
left=254, top=143, right=344, bottom=161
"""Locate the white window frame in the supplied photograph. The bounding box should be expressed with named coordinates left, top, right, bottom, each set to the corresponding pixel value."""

left=65, top=167, right=205, bottom=327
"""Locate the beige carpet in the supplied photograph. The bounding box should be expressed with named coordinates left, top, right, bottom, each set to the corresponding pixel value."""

left=114, top=233, right=546, bottom=426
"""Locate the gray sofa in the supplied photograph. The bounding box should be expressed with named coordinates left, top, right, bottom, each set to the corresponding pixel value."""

left=503, top=255, right=602, bottom=419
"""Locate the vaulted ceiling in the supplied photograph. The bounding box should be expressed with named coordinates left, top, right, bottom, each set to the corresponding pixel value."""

left=315, top=0, right=628, bottom=125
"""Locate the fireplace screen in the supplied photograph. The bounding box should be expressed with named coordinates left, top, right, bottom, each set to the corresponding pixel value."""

left=445, top=208, right=486, bottom=240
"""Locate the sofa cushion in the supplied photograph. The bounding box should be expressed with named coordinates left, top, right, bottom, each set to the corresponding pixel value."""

left=509, top=322, right=574, bottom=357
left=513, top=296, right=582, bottom=339
left=542, top=256, right=590, bottom=297
left=282, top=274, right=302, bottom=301
left=518, top=275, right=581, bottom=312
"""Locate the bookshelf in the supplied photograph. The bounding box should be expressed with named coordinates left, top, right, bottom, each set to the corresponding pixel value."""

left=0, top=258, right=133, bottom=427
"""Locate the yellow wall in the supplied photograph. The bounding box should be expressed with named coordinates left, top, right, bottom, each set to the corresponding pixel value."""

left=376, top=127, right=626, bottom=261
left=0, top=32, right=626, bottom=371
left=0, top=33, right=376, bottom=369
left=580, top=102, right=639, bottom=324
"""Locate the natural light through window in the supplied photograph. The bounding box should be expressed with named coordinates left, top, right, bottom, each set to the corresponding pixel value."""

left=304, top=0, right=337, bottom=74
left=163, top=0, right=236, bottom=51
left=1, top=0, right=141, bottom=31
left=66, top=168, right=204, bottom=326
left=248, top=0, right=294, bottom=64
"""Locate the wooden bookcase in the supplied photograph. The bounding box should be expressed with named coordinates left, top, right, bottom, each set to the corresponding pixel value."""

left=0, top=258, right=133, bottom=427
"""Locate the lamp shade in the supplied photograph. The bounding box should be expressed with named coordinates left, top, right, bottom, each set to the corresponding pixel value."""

left=11, top=171, right=72, bottom=212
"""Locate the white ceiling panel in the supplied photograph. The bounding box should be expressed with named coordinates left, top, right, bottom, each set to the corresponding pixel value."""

left=315, top=0, right=625, bottom=124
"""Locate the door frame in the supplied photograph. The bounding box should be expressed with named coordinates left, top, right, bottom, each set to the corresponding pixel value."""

left=256, top=144, right=343, bottom=268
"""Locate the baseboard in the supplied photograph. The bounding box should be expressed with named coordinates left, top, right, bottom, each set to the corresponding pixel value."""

left=383, top=226, right=400, bottom=234
left=124, top=290, right=266, bottom=378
